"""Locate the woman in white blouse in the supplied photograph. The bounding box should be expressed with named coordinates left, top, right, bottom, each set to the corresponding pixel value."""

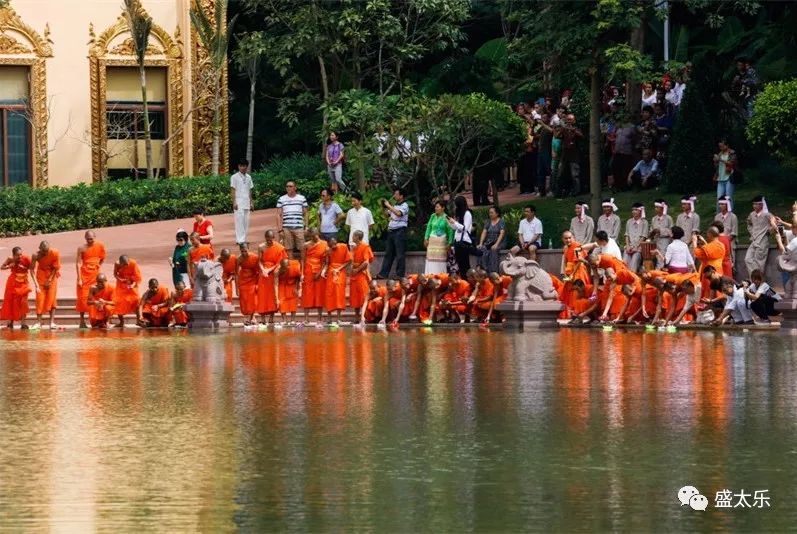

left=447, top=195, right=474, bottom=274
left=656, top=226, right=695, bottom=273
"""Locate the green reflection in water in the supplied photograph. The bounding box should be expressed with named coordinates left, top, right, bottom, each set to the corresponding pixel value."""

left=0, top=329, right=795, bottom=532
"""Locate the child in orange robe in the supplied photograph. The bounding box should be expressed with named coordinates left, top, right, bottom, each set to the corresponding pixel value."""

left=257, top=232, right=288, bottom=323
left=276, top=258, right=302, bottom=323
left=88, top=275, right=115, bottom=328
left=139, top=279, right=171, bottom=327
left=324, top=237, right=352, bottom=323
left=1, top=247, right=32, bottom=329
left=349, top=231, right=374, bottom=321
left=236, top=243, right=260, bottom=325
left=170, top=281, right=194, bottom=327
left=302, top=230, right=328, bottom=324
left=31, top=242, right=60, bottom=329
left=113, top=255, right=142, bottom=327
left=218, top=248, right=238, bottom=302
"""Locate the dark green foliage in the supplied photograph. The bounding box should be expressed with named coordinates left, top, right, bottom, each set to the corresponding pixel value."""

left=0, top=155, right=327, bottom=237
left=664, top=81, right=717, bottom=194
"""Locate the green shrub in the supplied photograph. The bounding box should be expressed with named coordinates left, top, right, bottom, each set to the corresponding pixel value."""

left=747, top=79, right=797, bottom=161
left=0, top=154, right=326, bottom=237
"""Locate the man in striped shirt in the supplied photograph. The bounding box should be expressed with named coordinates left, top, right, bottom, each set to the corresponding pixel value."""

left=277, top=181, right=308, bottom=260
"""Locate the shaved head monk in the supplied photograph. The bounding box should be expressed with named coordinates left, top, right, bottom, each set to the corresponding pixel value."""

left=30, top=240, right=61, bottom=329
left=87, top=274, right=115, bottom=329
left=76, top=231, right=106, bottom=329
left=113, top=255, right=142, bottom=327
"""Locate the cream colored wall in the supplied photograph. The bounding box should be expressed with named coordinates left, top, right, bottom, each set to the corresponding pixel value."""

left=11, top=0, right=187, bottom=186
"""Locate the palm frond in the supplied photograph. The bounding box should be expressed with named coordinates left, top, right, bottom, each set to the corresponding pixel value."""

left=122, top=0, right=152, bottom=65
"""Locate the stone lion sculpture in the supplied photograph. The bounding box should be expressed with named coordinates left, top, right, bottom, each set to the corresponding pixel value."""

left=193, top=259, right=225, bottom=303
left=499, top=255, right=559, bottom=302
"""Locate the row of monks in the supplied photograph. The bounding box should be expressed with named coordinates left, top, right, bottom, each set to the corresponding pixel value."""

left=556, top=225, right=735, bottom=325
left=0, top=228, right=513, bottom=329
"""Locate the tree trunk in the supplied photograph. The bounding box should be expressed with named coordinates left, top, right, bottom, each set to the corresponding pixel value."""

left=318, top=54, right=329, bottom=148
left=625, top=18, right=646, bottom=114
left=211, top=74, right=221, bottom=176
left=140, top=64, right=153, bottom=179
left=246, top=77, right=256, bottom=165
left=589, top=67, right=602, bottom=217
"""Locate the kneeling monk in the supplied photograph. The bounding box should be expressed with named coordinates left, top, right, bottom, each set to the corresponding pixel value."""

left=88, top=274, right=115, bottom=328
left=139, top=278, right=171, bottom=327
left=170, top=280, right=193, bottom=327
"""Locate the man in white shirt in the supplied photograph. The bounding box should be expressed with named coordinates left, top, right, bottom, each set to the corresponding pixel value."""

left=230, top=159, right=254, bottom=245
left=345, top=192, right=375, bottom=246
left=744, top=269, right=781, bottom=323
left=713, top=279, right=754, bottom=325
left=512, top=205, right=543, bottom=261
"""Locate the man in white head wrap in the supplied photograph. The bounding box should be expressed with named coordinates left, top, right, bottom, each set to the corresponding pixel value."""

left=745, top=195, right=774, bottom=275
left=675, top=195, right=700, bottom=244
left=714, top=195, right=738, bottom=264
left=569, top=201, right=594, bottom=245
left=597, top=197, right=621, bottom=241
left=623, top=202, right=650, bottom=272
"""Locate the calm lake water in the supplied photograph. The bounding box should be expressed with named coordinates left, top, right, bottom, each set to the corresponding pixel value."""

left=0, top=328, right=795, bottom=532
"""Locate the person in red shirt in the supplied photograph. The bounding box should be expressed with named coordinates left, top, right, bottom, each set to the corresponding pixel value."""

left=192, top=208, right=214, bottom=248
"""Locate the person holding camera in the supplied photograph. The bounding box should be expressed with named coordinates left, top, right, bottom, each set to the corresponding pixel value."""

left=377, top=188, right=410, bottom=279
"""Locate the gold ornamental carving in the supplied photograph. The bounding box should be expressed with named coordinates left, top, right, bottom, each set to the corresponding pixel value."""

left=88, top=12, right=185, bottom=181
left=0, top=4, right=52, bottom=188
left=0, top=32, right=31, bottom=53
left=192, top=0, right=229, bottom=175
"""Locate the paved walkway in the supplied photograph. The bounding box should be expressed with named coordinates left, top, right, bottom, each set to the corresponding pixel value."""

left=0, top=185, right=527, bottom=299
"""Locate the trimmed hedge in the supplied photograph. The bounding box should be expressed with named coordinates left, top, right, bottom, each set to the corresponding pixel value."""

left=0, top=154, right=328, bottom=237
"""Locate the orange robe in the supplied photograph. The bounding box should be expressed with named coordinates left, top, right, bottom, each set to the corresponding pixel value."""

left=386, top=286, right=405, bottom=322
left=189, top=244, right=215, bottom=265
left=694, top=240, right=725, bottom=299
left=1, top=256, right=32, bottom=321
left=494, top=275, right=512, bottom=305
left=88, top=284, right=115, bottom=327
left=717, top=235, right=734, bottom=277
left=237, top=254, right=260, bottom=316
left=257, top=243, right=288, bottom=314
left=76, top=242, right=106, bottom=312
left=561, top=242, right=591, bottom=313
left=350, top=243, right=374, bottom=309
left=302, top=241, right=328, bottom=309
left=325, top=243, right=351, bottom=312
left=572, top=297, right=594, bottom=316
left=113, top=260, right=142, bottom=316
left=278, top=260, right=302, bottom=313
left=221, top=254, right=237, bottom=302
left=401, top=275, right=422, bottom=319
left=641, top=285, right=659, bottom=318
left=364, top=286, right=388, bottom=322
left=441, top=279, right=472, bottom=314
left=606, top=269, right=641, bottom=319
left=171, top=288, right=194, bottom=325
left=141, top=286, right=171, bottom=327
left=473, top=279, right=496, bottom=315
left=34, top=249, right=60, bottom=315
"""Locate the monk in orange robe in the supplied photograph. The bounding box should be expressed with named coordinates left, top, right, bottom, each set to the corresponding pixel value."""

left=693, top=226, right=725, bottom=300
left=482, top=272, right=512, bottom=323
left=1, top=247, right=32, bottom=329
left=139, top=278, right=171, bottom=327
left=324, top=236, right=352, bottom=323
left=439, top=272, right=472, bottom=323
left=257, top=230, right=288, bottom=323
left=188, top=232, right=215, bottom=288
left=360, top=281, right=387, bottom=325
left=30, top=240, right=60, bottom=329
left=302, top=229, right=329, bottom=324
left=713, top=221, right=735, bottom=277
left=381, top=279, right=406, bottom=325
left=402, top=273, right=428, bottom=321
left=604, top=268, right=642, bottom=323
left=88, top=274, right=115, bottom=328
left=170, top=280, right=194, bottom=327
left=236, top=243, right=260, bottom=325
left=218, top=248, right=238, bottom=303
left=559, top=231, right=590, bottom=316
left=76, top=231, right=106, bottom=329
left=350, top=230, right=374, bottom=322
left=669, top=272, right=702, bottom=325
left=112, top=255, right=142, bottom=327
left=276, top=258, right=302, bottom=323
left=469, top=270, right=495, bottom=322
left=420, top=273, right=452, bottom=323
left=568, top=279, right=599, bottom=323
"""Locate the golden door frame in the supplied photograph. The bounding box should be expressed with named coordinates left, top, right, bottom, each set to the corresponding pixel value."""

left=0, top=5, right=53, bottom=187
left=88, top=14, right=184, bottom=182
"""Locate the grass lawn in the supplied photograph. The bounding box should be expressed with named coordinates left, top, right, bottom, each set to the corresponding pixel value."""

left=481, top=178, right=793, bottom=248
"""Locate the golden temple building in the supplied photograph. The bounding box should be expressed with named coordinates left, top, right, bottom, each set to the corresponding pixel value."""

left=0, top=0, right=228, bottom=188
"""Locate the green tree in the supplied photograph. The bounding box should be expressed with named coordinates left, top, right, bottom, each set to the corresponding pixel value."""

left=190, top=0, right=238, bottom=175
left=241, top=0, right=469, bottom=129
left=664, top=80, right=716, bottom=193
left=123, top=0, right=154, bottom=179
left=746, top=80, right=797, bottom=163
